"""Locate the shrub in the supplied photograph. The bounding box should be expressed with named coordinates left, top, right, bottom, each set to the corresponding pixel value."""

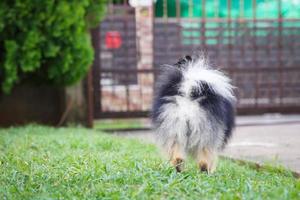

left=0, top=0, right=106, bottom=93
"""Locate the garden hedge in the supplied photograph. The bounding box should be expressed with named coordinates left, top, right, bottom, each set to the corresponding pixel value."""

left=0, top=0, right=106, bottom=93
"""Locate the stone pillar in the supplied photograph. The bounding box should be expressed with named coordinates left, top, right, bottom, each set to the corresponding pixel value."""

left=135, top=4, right=154, bottom=110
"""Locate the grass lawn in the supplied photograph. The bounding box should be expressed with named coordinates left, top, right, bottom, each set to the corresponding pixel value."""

left=0, top=125, right=299, bottom=199
left=94, top=119, right=145, bottom=131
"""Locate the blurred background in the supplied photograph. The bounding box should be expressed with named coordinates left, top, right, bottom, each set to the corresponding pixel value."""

left=0, top=0, right=300, bottom=127
left=95, top=0, right=300, bottom=123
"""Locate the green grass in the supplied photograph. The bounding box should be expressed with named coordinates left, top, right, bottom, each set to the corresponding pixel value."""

left=0, top=125, right=299, bottom=199
left=94, top=119, right=144, bottom=130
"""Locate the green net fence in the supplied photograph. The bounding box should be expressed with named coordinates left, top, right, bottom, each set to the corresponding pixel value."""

left=155, top=0, right=300, bottom=18
left=154, top=0, right=300, bottom=45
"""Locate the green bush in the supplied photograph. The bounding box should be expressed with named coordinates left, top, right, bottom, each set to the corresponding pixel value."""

left=0, top=0, right=106, bottom=93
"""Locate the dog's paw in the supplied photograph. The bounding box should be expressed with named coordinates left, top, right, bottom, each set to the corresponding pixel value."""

left=199, top=161, right=209, bottom=173
left=199, top=161, right=216, bottom=174
left=173, top=157, right=184, bottom=172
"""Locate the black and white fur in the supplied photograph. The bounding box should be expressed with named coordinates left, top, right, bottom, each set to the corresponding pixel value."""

left=152, top=55, right=235, bottom=173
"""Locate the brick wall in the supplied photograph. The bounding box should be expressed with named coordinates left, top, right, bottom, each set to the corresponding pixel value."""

left=101, top=4, right=154, bottom=113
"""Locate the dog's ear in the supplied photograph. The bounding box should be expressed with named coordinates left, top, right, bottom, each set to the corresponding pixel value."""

left=175, top=55, right=192, bottom=68
left=185, top=55, right=192, bottom=62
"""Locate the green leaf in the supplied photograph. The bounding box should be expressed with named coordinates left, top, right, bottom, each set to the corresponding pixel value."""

left=0, top=0, right=106, bottom=93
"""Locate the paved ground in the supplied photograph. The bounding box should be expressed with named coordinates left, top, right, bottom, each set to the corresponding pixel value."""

left=112, top=115, right=300, bottom=173
left=222, top=123, right=300, bottom=173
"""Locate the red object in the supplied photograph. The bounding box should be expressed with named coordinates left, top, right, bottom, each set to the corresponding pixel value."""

left=105, top=31, right=122, bottom=49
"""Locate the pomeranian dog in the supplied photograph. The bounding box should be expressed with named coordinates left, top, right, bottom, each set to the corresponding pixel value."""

left=152, top=55, right=235, bottom=173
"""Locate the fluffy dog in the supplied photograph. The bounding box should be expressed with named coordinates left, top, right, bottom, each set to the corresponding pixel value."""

left=151, top=55, right=235, bottom=173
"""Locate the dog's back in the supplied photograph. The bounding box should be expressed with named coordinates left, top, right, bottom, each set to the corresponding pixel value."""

left=152, top=55, right=235, bottom=172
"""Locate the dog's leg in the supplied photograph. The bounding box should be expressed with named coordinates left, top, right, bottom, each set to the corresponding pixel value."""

left=169, top=142, right=185, bottom=172
left=197, top=148, right=218, bottom=174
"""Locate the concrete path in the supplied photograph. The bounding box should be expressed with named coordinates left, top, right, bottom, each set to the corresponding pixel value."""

left=112, top=115, right=300, bottom=173
left=222, top=123, right=300, bottom=173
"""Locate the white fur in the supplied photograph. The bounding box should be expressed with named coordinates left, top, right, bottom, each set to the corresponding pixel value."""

left=180, top=58, right=235, bottom=101
left=154, top=57, right=234, bottom=156
left=156, top=95, right=225, bottom=155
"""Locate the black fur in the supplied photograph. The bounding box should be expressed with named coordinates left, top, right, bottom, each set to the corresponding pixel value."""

left=152, top=66, right=183, bottom=124
left=174, top=55, right=192, bottom=68
left=196, top=81, right=235, bottom=147
left=152, top=56, right=235, bottom=149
